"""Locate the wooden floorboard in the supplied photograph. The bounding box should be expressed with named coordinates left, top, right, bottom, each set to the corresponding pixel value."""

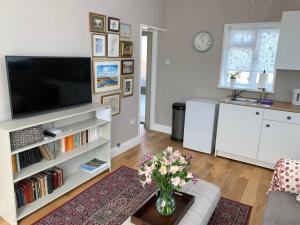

left=0, top=127, right=273, bottom=225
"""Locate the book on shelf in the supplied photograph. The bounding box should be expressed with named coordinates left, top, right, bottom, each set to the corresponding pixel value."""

left=38, top=145, right=55, bottom=161
left=58, top=127, right=101, bottom=153
left=11, top=145, right=55, bottom=173
left=15, top=167, right=64, bottom=208
left=79, top=158, right=108, bottom=174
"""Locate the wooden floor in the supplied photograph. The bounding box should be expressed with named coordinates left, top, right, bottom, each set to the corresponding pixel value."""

left=0, top=127, right=273, bottom=225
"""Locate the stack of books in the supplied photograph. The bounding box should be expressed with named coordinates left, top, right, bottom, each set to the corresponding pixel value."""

left=15, top=167, right=64, bottom=208
left=79, top=158, right=108, bottom=174
left=58, top=127, right=100, bottom=152
left=11, top=145, right=55, bottom=173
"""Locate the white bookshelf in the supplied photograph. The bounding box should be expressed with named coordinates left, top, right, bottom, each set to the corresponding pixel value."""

left=0, top=103, right=111, bottom=225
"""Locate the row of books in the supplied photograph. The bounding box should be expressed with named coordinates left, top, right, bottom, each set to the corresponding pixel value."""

left=15, top=167, right=64, bottom=208
left=58, top=128, right=100, bottom=152
left=79, top=158, right=108, bottom=174
left=11, top=145, right=55, bottom=173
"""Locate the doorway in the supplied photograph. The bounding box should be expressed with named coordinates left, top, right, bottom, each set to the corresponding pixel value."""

left=140, top=30, right=153, bottom=130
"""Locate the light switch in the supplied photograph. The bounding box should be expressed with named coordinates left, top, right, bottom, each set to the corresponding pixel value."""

left=165, top=58, right=171, bottom=65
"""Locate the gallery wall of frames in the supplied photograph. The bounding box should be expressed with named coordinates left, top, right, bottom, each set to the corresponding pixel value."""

left=89, top=12, right=135, bottom=116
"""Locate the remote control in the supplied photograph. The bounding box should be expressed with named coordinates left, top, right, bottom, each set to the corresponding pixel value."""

left=43, top=128, right=63, bottom=137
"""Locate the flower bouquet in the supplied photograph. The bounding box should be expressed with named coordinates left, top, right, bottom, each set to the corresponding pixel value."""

left=138, top=147, right=198, bottom=216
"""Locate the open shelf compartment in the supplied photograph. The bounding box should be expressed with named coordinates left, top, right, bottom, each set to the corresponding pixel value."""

left=11, top=118, right=109, bottom=155
left=16, top=165, right=110, bottom=220
left=13, top=138, right=110, bottom=182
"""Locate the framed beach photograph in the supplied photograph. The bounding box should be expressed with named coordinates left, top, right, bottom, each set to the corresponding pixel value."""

left=93, top=60, right=121, bottom=93
left=101, top=93, right=121, bottom=116
left=120, top=41, right=133, bottom=58
left=108, top=17, right=120, bottom=32
left=92, top=34, right=106, bottom=57
left=107, top=33, right=120, bottom=58
left=120, top=23, right=131, bottom=38
left=121, top=60, right=134, bottom=75
left=122, top=76, right=134, bottom=98
left=89, top=13, right=106, bottom=33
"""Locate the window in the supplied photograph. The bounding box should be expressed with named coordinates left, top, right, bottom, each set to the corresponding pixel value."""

left=218, top=22, right=280, bottom=92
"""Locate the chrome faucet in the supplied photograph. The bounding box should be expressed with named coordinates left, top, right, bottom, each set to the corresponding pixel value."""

left=231, top=90, right=246, bottom=101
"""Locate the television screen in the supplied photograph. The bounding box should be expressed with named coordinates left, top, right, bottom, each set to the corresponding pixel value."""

left=6, top=56, right=92, bottom=118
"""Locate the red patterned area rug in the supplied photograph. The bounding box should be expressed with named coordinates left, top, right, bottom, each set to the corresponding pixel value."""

left=208, top=198, right=252, bottom=225
left=33, top=166, right=252, bottom=225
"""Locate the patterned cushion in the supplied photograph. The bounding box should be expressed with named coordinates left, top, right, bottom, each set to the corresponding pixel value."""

left=269, top=159, right=300, bottom=202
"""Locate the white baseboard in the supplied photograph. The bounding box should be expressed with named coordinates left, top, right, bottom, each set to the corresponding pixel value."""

left=152, top=123, right=172, bottom=134
left=111, top=136, right=141, bottom=158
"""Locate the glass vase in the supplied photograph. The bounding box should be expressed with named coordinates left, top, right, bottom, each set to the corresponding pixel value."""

left=156, top=190, right=176, bottom=216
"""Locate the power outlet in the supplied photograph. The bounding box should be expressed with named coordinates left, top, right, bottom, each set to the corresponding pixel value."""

left=130, top=118, right=136, bottom=125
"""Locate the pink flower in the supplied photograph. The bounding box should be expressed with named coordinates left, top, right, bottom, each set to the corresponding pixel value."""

left=187, top=172, right=193, bottom=179
left=186, top=153, right=194, bottom=160
left=192, top=173, right=199, bottom=184
left=171, top=177, right=181, bottom=186
left=163, top=158, right=172, bottom=166
left=159, top=166, right=168, bottom=175
left=144, top=166, right=152, bottom=177
left=173, top=150, right=181, bottom=159
left=170, top=166, right=179, bottom=174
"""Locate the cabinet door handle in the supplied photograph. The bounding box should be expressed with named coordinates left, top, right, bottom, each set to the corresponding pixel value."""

left=266, top=124, right=270, bottom=128
left=256, top=112, right=260, bottom=115
left=287, top=116, right=292, bottom=120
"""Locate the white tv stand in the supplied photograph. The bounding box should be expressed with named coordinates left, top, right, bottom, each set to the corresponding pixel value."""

left=0, top=103, right=111, bottom=225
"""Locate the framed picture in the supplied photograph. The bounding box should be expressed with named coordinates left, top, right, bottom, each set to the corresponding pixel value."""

left=92, top=34, right=106, bottom=57
left=108, top=17, right=120, bottom=32
left=120, top=23, right=131, bottom=38
left=120, top=41, right=133, bottom=58
left=107, top=33, right=120, bottom=58
left=101, top=93, right=121, bottom=116
left=121, top=60, right=134, bottom=75
left=93, top=60, right=121, bottom=93
left=122, top=76, right=134, bottom=98
left=89, top=13, right=106, bottom=33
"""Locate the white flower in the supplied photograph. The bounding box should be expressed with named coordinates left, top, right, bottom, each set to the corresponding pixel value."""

left=166, top=147, right=173, bottom=153
left=171, top=177, right=181, bottom=186
left=173, top=150, right=181, bottom=159
left=187, top=172, right=193, bottom=179
left=179, top=156, right=187, bottom=164
left=144, top=165, right=152, bottom=177
left=163, top=158, right=172, bottom=166
left=145, top=177, right=152, bottom=184
left=159, top=166, right=168, bottom=175
left=170, top=166, right=179, bottom=174
left=180, top=179, right=186, bottom=187
left=138, top=168, right=144, bottom=176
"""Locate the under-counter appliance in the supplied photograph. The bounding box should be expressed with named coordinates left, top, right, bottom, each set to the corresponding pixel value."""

left=183, top=98, right=219, bottom=154
left=292, top=89, right=300, bottom=105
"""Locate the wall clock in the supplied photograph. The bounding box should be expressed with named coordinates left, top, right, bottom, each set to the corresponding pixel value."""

left=193, top=31, right=213, bottom=52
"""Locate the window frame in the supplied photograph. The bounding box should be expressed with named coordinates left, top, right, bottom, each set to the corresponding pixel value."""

left=218, top=22, right=280, bottom=93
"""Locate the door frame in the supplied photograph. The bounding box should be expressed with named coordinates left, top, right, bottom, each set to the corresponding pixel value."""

left=138, top=24, right=166, bottom=136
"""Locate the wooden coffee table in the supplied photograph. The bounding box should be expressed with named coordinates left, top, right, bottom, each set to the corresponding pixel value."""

left=131, top=192, right=195, bottom=225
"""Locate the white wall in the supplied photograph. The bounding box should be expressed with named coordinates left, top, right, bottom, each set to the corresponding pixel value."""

left=0, top=0, right=166, bottom=146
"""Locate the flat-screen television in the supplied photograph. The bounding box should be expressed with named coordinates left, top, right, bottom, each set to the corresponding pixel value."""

left=6, top=56, right=92, bottom=118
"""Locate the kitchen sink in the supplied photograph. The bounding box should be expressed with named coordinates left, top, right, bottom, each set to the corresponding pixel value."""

left=232, top=97, right=260, bottom=104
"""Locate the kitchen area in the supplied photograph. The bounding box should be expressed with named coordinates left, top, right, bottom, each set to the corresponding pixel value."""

left=178, top=10, right=300, bottom=169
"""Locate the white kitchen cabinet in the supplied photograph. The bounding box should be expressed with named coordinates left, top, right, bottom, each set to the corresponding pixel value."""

left=258, top=120, right=300, bottom=164
left=216, top=103, right=264, bottom=159
left=276, top=11, right=300, bottom=70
